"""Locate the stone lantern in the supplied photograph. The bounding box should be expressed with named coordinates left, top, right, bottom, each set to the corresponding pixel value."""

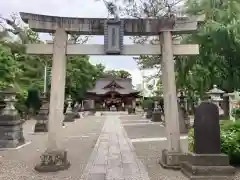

left=207, top=85, right=225, bottom=115
left=178, top=91, right=186, bottom=109
left=152, top=100, right=162, bottom=122
left=178, top=91, right=189, bottom=132
left=63, top=95, right=75, bottom=122
left=0, top=86, right=25, bottom=148
left=73, top=102, right=80, bottom=119
left=34, top=94, right=49, bottom=132
left=224, top=91, right=240, bottom=121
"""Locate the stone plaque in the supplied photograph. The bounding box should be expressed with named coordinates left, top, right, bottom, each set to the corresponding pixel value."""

left=104, top=19, right=124, bottom=55
left=194, top=102, right=221, bottom=154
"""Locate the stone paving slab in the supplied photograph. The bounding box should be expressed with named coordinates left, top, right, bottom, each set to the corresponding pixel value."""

left=81, top=115, right=150, bottom=180
left=121, top=115, right=240, bottom=180
left=0, top=116, right=105, bottom=180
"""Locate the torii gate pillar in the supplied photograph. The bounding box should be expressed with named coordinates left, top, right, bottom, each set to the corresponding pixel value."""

left=35, top=28, right=70, bottom=172
left=160, top=31, right=182, bottom=169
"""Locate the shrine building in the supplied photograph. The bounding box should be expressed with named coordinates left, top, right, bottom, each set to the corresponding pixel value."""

left=86, top=78, right=140, bottom=110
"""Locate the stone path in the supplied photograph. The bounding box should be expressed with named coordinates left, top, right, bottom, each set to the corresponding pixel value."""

left=81, top=115, right=150, bottom=180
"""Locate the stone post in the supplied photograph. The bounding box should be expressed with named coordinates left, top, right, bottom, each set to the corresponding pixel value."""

left=0, top=87, right=25, bottom=148
left=35, top=28, right=70, bottom=172
left=34, top=95, right=49, bottom=132
left=132, top=99, right=136, bottom=114
left=64, top=95, right=75, bottom=122
left=73, top=102, right=80, bottom=119
left=160, top=31, right=182, bottom=169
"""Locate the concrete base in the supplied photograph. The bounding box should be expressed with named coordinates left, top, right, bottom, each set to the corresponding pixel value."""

left=34, top=121, right=48, bottom=132
left=181, top=153, right=235, bottom=180
left=151, top=111, right=162, bottom=122
left=160, top=149, right=187, bottom=170
left=35, top=149, right=70, bottom=172
left=0, top=115, right=25, bottom=148
left=63, top=112, right=75, bottom=122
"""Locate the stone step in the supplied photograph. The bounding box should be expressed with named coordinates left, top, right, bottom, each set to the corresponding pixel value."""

left=181, top=162, right=235, bottom=179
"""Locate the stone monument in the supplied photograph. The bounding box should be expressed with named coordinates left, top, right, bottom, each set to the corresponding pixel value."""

left=63, top=95, right=75, bottom=122
left=181, top=102, right=235, bottom=179
left=0, top=87, right=25, bottom=148
left=34, top=95, right=49, bottom=132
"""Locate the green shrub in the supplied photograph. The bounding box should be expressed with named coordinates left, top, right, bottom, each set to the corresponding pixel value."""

left=232, top=107, right=240, bottom=119
left=188, top=121, right=240, bottom=165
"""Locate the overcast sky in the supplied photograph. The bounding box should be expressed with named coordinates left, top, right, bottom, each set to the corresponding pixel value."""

left=0, top=0, right=159, bottom=87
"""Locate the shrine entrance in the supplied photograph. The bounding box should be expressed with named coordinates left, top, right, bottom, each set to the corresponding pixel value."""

left=20, top=12, right=200, bottom=171
left=87, top=78, right=139, bottom=111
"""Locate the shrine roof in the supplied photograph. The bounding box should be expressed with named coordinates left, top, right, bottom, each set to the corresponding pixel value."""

left=88, top=78, right=139, bottom=95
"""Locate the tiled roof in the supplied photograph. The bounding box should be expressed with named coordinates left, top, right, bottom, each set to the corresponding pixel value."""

left=88, top=78, right=139, bottom=95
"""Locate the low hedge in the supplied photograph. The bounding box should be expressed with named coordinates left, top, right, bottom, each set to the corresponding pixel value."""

left=188, top=120, right=240, bottom=165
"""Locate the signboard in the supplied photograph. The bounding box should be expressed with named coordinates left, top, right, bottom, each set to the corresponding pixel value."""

left=104, top=19, right=124, bottom=54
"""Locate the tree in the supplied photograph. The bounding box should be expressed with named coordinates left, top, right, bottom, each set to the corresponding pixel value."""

left=103, top=69, right=132, bottom=78
left=65, top=55, right=105, bottom=101
left=0, top=13, right=107, bottom=116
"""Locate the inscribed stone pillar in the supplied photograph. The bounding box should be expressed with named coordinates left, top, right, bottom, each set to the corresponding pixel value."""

left=160, top=31, right=182, bottom=169
left=181, top=102, right=235, bottom=179
left=35, top=28, right=70, bottom=172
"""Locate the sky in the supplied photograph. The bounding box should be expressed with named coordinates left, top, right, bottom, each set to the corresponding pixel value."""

left=0, top=0, right=158, bottom=88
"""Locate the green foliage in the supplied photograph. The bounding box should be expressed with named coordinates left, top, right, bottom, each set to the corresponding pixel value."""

left=142, top=99, right=154, bottom=110
left=0, top=15, right=106, bottom=115
left=103, top=69, right=131, bottom=79
left=25, top=88, right=41, bottom=114
left=133, top=0, right=240, bottom=102
left=232, top=107, right=240, bottom=119
left=188, top=121, right=240, bottom=165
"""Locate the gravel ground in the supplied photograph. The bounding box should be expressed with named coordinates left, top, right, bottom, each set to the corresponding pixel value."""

left=0, top=116, right=105, bottom=180
left=122, top=114, right=240, bottom=180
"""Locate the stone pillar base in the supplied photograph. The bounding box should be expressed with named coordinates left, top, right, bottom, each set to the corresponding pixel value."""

left=35, top=149, right=70, bottom=172
left=34, top=121, right=48, bottom=132
left=63, top=112, right=75, bottom=122
left=181, top=153, right=235, bottom=180
left=151, top=111, right=162, bottom=122
left=159, top=149, right=186, bottom=170
left=0, top=115, right=25, bottom=148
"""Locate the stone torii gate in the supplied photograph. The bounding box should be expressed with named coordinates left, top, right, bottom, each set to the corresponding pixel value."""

left=20, top=12, right=199, bottom=172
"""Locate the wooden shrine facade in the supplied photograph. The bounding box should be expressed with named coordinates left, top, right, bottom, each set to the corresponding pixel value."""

left=86, top=78, right=140, bottom=110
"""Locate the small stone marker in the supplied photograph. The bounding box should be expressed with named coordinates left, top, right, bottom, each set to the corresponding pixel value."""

left=181, top=102, right=235, bottom=180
